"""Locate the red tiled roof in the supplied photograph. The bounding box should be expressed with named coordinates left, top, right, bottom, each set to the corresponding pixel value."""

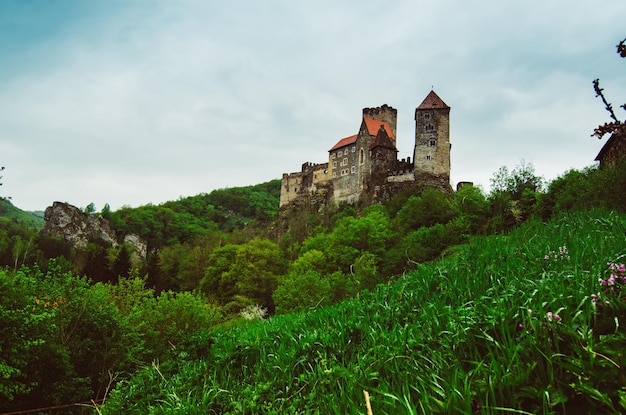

left=363, top=117, right=395, bottom=140
left=369, top=124, right=397, bottom=151
left=329, top=134, right=357, bottom=152
left=417, top=90, right=449, bottom=110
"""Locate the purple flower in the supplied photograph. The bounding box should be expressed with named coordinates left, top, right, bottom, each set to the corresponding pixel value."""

left=546, top=312, right=560, bottom=322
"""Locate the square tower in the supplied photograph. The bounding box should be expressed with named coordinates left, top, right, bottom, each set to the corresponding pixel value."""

left=413, top=90, right=451, bottom=180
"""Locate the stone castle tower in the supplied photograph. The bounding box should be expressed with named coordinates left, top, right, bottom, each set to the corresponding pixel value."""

left=413, top=90, right=451, bottom=180
left=280, top=90, right=451, bottom=209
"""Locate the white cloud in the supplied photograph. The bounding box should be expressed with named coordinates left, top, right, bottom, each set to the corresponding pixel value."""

left=0, top=0, right=624, bottom=210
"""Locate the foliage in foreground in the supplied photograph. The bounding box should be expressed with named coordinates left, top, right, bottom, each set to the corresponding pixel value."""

left=0, top=266, right=221, bottom=413
left=102, top=209, right=626, bottom=414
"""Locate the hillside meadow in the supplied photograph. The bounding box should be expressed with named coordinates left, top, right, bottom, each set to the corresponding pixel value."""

left=101, top=208, right=626, bottom=414
left=1, top=159, right=625, bottom=413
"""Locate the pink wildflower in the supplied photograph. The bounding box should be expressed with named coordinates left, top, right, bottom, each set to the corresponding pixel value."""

left=546, top=312, right=560, bottom=322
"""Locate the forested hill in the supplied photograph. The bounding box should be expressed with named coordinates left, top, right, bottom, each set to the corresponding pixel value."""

left=105, top=179, right=281, bottom=248
left=0, top=199, right=45, bottom=229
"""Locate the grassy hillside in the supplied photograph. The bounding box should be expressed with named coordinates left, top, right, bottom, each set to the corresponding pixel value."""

left=0, top=199, right=44, bottom=229
left=102, top=208, right=626, bottom=414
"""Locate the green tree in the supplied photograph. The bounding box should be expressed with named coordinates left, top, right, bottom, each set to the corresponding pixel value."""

left=299, top=205, right=393, bottom=276
left=488, top=161, right=544, bottom=230
left=200, top=239, right=287, bottom=313
left=453, top=184, right=489, bottom=234
left=84, top=202, right=96, bottom=214
left=126, top=290, right=222, bottom=362
left=0, top=268, right=56, bottom=405
left=0, top=264, right=131, bottom=411
left=273, top=270, right=331, bottom=314
left=231, top=238, right=287, bottom=311
left=290, top=249, right=332, bottom=276
left=200, top=244, right=241, bottom=304
left=111, top=244, right=132, bottom=280
left=101, top=203, right=111, bottom=219
left=395, top=188, right=457, bottom=234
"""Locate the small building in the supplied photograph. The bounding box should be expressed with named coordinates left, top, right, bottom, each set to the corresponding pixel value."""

left=595, top=127, right=626, bottom=168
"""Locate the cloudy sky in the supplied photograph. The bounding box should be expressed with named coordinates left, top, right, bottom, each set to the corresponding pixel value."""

left=1, top=0, right=624, bottom=212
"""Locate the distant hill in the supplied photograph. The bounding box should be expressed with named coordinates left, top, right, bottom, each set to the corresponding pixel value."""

left=0, top=199, right=45, bottom=229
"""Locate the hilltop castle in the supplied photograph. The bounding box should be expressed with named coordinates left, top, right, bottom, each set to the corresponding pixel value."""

left=280, top=90, right=452, bottom=209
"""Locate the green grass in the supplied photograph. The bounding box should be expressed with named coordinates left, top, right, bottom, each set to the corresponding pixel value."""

left=102, top=209, right=626, bottom=414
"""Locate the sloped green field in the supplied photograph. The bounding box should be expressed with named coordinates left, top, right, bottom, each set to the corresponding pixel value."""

left=103, top=209, right=626, bottom=414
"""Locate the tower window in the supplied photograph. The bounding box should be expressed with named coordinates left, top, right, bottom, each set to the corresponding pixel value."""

left=359, top=148, right=364, bottom=164
left=429, top=139, right=436, bottom=147
left=424, top=113, right=430, bottom=120
left=425, top=124, right=435, bottom=132
left=426, top=155, right=431, bottom=160
left=351, top=165, right=356, bottom=174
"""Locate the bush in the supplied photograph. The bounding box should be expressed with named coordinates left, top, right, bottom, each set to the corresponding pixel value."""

left=127, top=291, right=222, bottom=362
left=273, top=270, right=331, bottom=314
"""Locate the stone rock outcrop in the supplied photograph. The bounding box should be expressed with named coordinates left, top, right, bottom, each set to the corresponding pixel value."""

left=41, top=201, right=146, bottom=259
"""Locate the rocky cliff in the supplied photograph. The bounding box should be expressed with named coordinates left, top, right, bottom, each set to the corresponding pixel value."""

left=41, top=202, right=147, bottom=259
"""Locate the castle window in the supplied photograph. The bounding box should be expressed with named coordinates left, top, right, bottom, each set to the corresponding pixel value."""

left=333, top=172, right=336, bottom=178
left=429, top=139, right=436, bottom=147
left=352, top=146, right=356, bottom=153
left=426, top=155, right=431, bottom=160
left=351, top=165, right=356, bottom=174
left=342, top=157, right=348, bottom=166
left=332, top=161, right=337, bottom=168
left=332, top=153, right=336, bottom=159
left=425, top=124, right=435, bottom=132
left=359, top=148, right=364, bottom=164
left=424, top=113, right=430, bottom=120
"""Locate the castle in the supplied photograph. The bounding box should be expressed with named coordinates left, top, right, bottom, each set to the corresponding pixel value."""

left=280, top=90, right=452, bottom=209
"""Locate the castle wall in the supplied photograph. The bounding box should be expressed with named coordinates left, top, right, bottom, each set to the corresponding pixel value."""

left=387, top=171, right=415, bottom=183
left=280, top=172, right=304, bottom=207
left=330, top=142, right=361, bottom=204
left=279, top=162, right=331, bottom=208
